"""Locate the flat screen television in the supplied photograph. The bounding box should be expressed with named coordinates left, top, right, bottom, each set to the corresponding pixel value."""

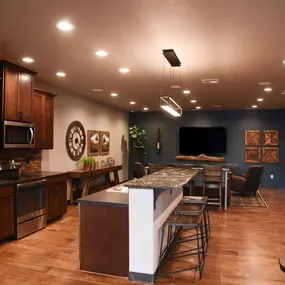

left=179, top=127, right=227, bottom=155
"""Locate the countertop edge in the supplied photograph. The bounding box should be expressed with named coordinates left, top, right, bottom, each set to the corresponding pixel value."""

left=78, top=199, right=128, bottom=207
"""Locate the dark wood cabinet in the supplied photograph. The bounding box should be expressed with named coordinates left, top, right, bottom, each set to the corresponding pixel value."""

left=18, top=73, right=33, bottom=122
left=1, top=61, right=36, bottom=122
left=46, top=175, right=67, bottom=222
left=4, top=65, right=19, bottom=121
left=32, top=89, right=55, bottom=149
left=0, top=185, right=14, bottom=240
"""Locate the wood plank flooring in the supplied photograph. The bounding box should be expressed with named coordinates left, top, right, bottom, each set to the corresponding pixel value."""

left=0, top=187, right=284, bottom=284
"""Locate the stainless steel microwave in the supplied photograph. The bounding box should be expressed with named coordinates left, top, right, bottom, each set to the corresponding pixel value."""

left=3, top=121, right=35, bottom=148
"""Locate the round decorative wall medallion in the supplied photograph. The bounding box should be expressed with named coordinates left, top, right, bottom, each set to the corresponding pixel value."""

left=66, top=121, right=86, bottom=161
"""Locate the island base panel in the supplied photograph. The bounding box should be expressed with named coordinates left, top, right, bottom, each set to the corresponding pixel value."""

left=79, top=203, right=129, bottom=277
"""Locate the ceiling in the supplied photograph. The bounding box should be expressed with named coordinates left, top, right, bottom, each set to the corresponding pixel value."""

left=1, top=0, right=285, bottom=112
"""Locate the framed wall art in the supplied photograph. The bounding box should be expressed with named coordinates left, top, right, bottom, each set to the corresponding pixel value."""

left=100, top=131, right=110, bottom=155
left=262, top=147, right=279, bottom=163
left=263, top=130, right=279, bottom=146
left=245, top=130, right=261, bottom=146
left=245, top=147, right=261, bottom=163
left=87, top=130, right=100, bottom=156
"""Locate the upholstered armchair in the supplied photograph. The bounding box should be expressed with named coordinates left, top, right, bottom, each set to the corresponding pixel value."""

left=231, top=166, right=264, bottom=196
left=133, top=162, right=146, bottom=178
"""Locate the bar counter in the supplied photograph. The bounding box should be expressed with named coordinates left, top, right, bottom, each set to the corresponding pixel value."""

left=78, top=168, right=198, bottom=282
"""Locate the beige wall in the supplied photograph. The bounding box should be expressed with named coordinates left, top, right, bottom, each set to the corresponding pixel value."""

left=35, top=80, right=129, bottom=182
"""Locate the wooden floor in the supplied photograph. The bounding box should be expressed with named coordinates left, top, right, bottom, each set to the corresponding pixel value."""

left=0, top=187, right=285, bottom=284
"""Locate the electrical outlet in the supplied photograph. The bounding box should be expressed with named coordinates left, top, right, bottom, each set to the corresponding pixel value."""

left=270, top=174, right=274, bottom=179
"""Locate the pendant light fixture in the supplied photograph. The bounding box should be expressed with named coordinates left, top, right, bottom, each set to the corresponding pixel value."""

left=159, top=49, right=182, bottom=117
left=160, top=96, right=182, bottom=117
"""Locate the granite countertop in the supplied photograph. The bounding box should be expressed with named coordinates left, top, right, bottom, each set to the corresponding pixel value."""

left=125, top=167, right=198, bottom=190
left=0, top=180, right=15, bottom=187
left=0, top=171, right=67, bottom=186
left=78, top=183, right=128, bottom=207
left=17, top=171, right=67, bottom=182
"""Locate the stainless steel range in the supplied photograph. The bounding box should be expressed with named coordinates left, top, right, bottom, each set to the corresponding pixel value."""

left=0, top=160, right=47, bottom=239
left=16, top=179, right=47, bottom=239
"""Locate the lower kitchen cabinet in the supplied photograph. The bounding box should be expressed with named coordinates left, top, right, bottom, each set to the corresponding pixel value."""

left=0, top=185, right=14, bottom=240
left=46, top=175, right=67, bottom=222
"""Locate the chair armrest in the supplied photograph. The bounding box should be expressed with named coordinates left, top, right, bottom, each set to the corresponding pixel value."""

left=231, top=175, right=246, bottom=193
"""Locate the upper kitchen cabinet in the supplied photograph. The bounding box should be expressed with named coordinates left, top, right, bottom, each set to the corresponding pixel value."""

left=33, top=89, right=55, bottom=149
left=0, top=60, right=37, bottom=122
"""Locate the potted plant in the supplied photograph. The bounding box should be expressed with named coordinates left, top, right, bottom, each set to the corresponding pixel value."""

left=129, top=125, right=148, bottom=163
left=77, top=156, right=96, bottom=171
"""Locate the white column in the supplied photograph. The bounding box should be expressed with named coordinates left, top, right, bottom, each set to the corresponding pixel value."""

left=128, top=187, right=183, bottom=278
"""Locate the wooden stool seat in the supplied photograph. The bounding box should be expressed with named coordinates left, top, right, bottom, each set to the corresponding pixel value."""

left=166, top=213, right=201, bottom=226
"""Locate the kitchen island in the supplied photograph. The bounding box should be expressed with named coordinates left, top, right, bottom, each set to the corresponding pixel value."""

left=78, top=168, right=198, bottom=282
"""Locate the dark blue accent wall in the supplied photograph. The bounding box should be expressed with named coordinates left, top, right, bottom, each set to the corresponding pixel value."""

left=129, top=110, right=285, bottom=188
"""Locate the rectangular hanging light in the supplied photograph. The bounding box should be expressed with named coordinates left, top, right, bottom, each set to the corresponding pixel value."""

left=162, top=49, right=181, bottom=67
left=160, top=96, right=182, bottom=117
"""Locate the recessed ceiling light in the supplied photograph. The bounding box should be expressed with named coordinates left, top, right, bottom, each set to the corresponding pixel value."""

left=22, top=57, right=34, bottom=63
left=252, top=105, right=258, bottom=108
left=95, top=50, right=108, bottom=57
left=131, top=111, right=134, bottom=113
left=283, top=60, right=285, bottom=64
left=190, top=100, right=196, bottom=103
left=143, top=107, right=148, bottom=111
left=56, top=72, right=66, bottom=77
left=281, top=90, right=285, bottom=95
left=259, top=82, right=271, bottom=86
left=183, top=90, right=191, bottom=94
left=130, top=101, right=136, bottom=105
left=211, top=105, right=222, bottom=108
left=257, top=98, right=264, bottom=102
left=170, top=85, right=181, bottom=89
left=264, top=87, right=272, bottom=92
left=56, top=20, right=74, bottom=32
left=92, top=88, right=103, bottom=92
left=111, top=93, right=118, bottom=97
left=196, top=106, right=201, bottom=109
left=119, top=68, right=130, bottom=73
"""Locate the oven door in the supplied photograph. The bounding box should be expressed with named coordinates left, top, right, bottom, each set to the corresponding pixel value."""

left=3, top=121, right=35, bottom=148
left=16, top=179, right=47, bottom=223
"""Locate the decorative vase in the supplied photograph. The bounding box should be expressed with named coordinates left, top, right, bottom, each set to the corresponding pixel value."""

left=83, top=164, right=91, bottom=171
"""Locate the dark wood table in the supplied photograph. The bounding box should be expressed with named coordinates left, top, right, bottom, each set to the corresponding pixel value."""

left=68, top=165, right=122, bottom=203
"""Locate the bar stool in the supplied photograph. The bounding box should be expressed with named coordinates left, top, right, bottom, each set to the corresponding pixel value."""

left=158, top=213, right=205, bottom=279
left=174, top=203, right=209, bottom=249
left=203, top=165, right=223, bottom=211
left=181, top=196, right=211, bottom=237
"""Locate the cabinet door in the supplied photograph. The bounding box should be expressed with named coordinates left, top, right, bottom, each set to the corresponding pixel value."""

left=44, top=96, right=54, bottom=149
left=32, top=92, right=44, bottom=148
left=4, top=66, right=19, bottom=121
left=18, top=73, right=33, bottom=122
left=0, top=188, right=14, bottom=240
left=46, top=176, right=67, bottom=222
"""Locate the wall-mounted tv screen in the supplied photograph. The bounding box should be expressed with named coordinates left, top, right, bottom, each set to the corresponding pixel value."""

left=179, top=127, right=227, bottom=155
